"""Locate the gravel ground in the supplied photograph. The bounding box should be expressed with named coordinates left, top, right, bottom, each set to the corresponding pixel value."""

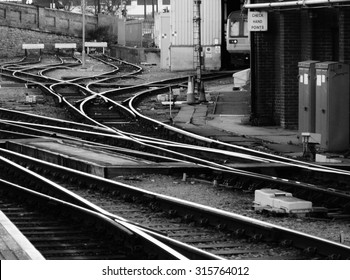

left=1, top=56, right=350, bottom=249
left=117, top=173, right=350, bottom=247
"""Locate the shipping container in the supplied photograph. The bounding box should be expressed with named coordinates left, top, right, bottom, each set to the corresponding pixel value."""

left=168, top=0, right=222, bottom=71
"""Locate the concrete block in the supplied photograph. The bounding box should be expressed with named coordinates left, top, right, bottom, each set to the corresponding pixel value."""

left=315, top=154, right=342, bottom=163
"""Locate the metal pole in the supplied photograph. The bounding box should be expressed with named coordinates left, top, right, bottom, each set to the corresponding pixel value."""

left=244, top=0, right=350, bottom=9
left=194, top=0, right=206, bottom=102
left=82, top=0, right=86, bottom=68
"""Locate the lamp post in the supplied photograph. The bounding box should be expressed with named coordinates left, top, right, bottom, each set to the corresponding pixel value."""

left=82, top=0, right=86, bottom=68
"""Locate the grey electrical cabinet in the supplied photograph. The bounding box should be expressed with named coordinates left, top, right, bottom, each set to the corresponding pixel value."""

left=298, top=61, right=319, bottom=134
left=315, top=62, right=349, bottom=152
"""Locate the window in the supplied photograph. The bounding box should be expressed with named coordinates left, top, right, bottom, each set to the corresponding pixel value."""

left=229, top=18, right=248, bottom=37
left=230, top=21, right=240, bottom=37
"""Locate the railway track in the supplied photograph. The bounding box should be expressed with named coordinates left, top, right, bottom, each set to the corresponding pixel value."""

left=0, top=178, right=186, bottom=260
left=0, top=149, right=349, bottom=259
left=1, top=113, right=350, bottom=214
left=1, top=54, right=350, bottom=259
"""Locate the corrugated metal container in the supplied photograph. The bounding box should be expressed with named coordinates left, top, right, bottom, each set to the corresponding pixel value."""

left=169, top=0, right=221, bottom=71
left=170, top=0, right=222, bottom=46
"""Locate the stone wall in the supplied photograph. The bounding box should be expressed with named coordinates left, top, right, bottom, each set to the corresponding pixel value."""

left=0, top=2, right=119, bottom=57
left=0, top=2, right=98, bottom=37
left=0, top=26, right=82, bottom=57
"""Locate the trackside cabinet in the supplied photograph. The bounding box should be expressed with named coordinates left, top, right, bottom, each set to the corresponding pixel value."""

left=315, top=62, right=349, bottom=152
left=298, top=61, right=319, bottom=134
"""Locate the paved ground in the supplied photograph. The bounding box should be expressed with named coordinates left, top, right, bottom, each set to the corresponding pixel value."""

left=174, top=84, right=302, bottom=155
left=173, top=82, right=350, bottom=162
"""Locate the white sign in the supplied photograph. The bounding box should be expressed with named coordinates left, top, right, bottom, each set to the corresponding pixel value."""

left=248, top=11, right=268, bottom=31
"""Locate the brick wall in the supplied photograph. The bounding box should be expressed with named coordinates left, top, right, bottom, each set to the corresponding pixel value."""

left=278, top=11, right=301, bottom=129
left=252, top=2, right=350, bottom=129
left=0, top=26, right=81, bottom=57
left=251, top=11, right=278, bottom=125
left=311, top=9, right=338, bottom=62
left=339, top=7, right=350, bottom=64
left=300, top=10, right=313, bottom=61
left=0, top=2, right=98, bottom=37
left=339, top=7, right=350, bottom=138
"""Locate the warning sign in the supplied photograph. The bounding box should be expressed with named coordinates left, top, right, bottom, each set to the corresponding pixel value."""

left=248, top=11, right=268, bottom=31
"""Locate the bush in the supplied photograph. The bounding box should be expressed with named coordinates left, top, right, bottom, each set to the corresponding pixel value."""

left=87, top=26, right=110, bottom=42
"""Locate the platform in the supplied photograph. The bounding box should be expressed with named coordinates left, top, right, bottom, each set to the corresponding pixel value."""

left=0, top=211, right=44, bottom=260
left=3, top=138, right=202, bottom=178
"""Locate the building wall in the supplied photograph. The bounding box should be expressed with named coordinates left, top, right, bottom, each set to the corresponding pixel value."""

left=0, top=25, right=81, bottom=57
left=252, top=1, right=350, bottom=129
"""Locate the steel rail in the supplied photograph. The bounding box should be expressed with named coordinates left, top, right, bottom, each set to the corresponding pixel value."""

left=1, top=118, right=348, bottom=202
left=0, top=57, right=69, bottom=103
left=84, top=54, right=142, bottom=92
left=0, top=99, right=348, bottom=203
left=0, top=107, right=113, bottom=133
left=0, top=127, right=195, bottom=165
left=0, top=178, right=187, bottom=260
left=2, top=56, right=349, bottom=194
left=127, top=84, right=350, bottom=176
left=0, top=153, right=220, bottom=260
left=1, top=125, right=350, bottom=212
left=1, top=150, right=349, bottom=259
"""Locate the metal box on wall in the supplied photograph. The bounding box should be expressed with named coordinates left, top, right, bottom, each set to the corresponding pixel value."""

left=315, top=62, right=349, bottom=152
left=298, top=60, right=319, bottom=135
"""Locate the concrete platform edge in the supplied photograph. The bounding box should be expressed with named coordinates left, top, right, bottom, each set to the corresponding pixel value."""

left=0, top=211, right=45, bottom=260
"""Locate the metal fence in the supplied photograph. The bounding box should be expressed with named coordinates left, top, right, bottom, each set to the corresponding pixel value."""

left=122, top=18, right=155, bottom=48
left=142, top=18, right=155, bottom=48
